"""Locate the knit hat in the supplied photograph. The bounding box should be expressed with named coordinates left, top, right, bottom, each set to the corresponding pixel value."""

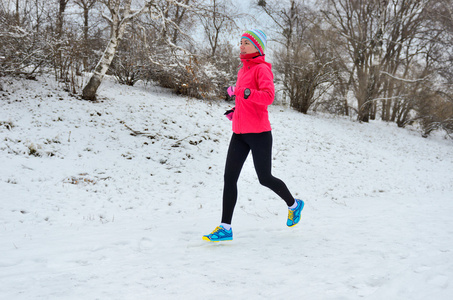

left=241, top=29, right=267, bottom=55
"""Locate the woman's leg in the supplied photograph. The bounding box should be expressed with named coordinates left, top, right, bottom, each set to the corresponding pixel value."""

left=246, top=131, right=295, bottom=206
left=221, top=134, right=250, bottom=224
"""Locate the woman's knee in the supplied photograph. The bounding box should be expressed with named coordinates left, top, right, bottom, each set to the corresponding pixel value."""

left=258, top=175, right=275, bottom=187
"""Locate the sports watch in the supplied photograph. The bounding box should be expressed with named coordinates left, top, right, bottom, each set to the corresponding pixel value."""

left=244, top=88, right=251, bottom=99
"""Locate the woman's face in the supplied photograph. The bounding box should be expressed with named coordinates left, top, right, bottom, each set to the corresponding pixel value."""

left=240, top=38, right=259, bottom=55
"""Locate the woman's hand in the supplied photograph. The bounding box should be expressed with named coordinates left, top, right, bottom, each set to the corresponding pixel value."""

left=224, top=107, right=235, bottom=121
left=227, top=86, right=235, bottom=97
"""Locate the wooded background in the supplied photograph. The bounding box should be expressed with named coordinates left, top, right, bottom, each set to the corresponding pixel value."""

left=1, top=0, right=452, bottom=137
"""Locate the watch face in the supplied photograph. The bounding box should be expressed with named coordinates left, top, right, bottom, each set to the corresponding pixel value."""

left=244, top=88, right=251, bottom=99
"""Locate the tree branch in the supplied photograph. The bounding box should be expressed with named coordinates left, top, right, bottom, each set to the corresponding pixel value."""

left=380, top=71, right=429, bottom=83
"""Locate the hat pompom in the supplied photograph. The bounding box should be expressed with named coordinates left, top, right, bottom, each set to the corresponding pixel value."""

left=241, top=29, right=267, bottom=55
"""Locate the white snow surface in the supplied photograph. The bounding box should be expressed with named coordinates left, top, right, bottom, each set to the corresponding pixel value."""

left=1, top=76, right=453, bottom=299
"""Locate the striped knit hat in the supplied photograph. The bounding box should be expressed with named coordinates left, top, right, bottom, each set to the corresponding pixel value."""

left=241, top=29, right=267, bottom=55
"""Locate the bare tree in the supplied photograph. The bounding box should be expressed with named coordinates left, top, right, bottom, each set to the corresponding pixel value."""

left=0, top=0, right=48, bottom=77
left=416, top=0, right=453, bottom=137
left=259, top=0, right=337, bottom=113
left=322, top=0, right=384, bottom=122
left=74, top=0, right=97, bottom=71
left=52, top=0, right=71, bottom=80
left=321, top=0, right=434, bottom=123
left=196, top=0, right=239, bottom=57
left=139, top=0, right=234, bottom=99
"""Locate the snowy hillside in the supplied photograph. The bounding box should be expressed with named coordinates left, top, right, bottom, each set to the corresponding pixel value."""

left=1, top=76, right=453, bottom=299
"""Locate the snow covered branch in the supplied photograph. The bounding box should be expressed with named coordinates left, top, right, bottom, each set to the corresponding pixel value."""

left=380, top=71, right=429, bottom=83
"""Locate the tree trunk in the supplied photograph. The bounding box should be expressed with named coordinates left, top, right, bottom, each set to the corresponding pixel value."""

left=82, top=8, right=89, bottom=71
left=356, top=68, right=369, bottom=122
left=15, top=0, right=20, bottom=25
left=82, top=32, right=124, bottom=100
left=55, top=0, right=69, bottom=81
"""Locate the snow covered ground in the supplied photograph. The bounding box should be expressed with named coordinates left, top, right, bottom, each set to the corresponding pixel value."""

left=1, top=76, right=452, bottom=299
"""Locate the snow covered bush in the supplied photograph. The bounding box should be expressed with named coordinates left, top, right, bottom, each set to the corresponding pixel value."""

left=144, top=54, right=213, bottom=99
left=148, top=46, right=238, bottom=100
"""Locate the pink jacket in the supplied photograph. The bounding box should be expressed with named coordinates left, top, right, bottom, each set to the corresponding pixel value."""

left=232, top=54, right=275, bottom=134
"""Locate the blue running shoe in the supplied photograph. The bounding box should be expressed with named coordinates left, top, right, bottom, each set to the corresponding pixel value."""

left=202, top=225, right=233, bottom=242
left=287, top=199, right=304, bottom=227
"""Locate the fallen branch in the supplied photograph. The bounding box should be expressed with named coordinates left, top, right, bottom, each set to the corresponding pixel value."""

left=121, top=121, right=159, bottom=139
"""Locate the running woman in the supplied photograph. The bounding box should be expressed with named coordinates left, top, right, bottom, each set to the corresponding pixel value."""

left=203, top=29, right=304, bottom=242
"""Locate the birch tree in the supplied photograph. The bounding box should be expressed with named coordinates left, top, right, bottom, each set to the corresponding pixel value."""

left=82, top=0, right=152, bottom=100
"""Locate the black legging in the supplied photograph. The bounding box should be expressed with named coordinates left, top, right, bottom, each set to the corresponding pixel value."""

left=221, top=131, right=295, bottom=224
